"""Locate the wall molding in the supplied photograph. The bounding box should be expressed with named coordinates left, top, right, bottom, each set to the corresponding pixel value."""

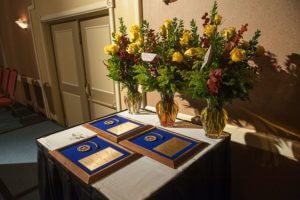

left=145, top=105, right=299, bottom=161
left=40, top=1, right=108, bottom=22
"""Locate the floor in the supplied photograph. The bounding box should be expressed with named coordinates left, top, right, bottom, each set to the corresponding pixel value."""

left=0, top=105, right=64, bottom=200
left=0, top=105, right=300, bottom=200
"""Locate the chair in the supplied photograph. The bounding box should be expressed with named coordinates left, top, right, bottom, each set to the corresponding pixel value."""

left=0, top=66, right=3, bottom=89
left=21, top=76, right=32, bottom=105
left=0, top=68, right=9, bottom=97
left=32, top=79, right=45, bottom=112
left=43, top=82, right=56, bottom=115
left=0, top=70, right=18, bottom=107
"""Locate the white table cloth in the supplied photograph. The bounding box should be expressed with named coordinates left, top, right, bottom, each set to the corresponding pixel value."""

left=37, top=110, right=229, bottom=200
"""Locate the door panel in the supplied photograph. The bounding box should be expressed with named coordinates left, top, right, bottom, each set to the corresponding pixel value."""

left=80, top=16, right=116, bottom=120
left=53, top=29, right=79, bottom=86
left=62, top=91, right=84, bottom=124
left=51, top=21, right=90, bottom=126
left=89, top=103, right=116, bottom=120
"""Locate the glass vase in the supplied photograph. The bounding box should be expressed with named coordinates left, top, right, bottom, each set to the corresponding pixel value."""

left=124, top=85, right=142, bottom=114
left=156, top=92, right=179, bottom=126
left=201, top=99, right=228, bottom=138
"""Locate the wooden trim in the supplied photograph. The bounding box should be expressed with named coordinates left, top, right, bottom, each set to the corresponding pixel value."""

left=83, top=114, right=153, bottom=143
left=49, top=135, right=141, bottom=184
left=88, top=97, right=116, bottom=109
left=120, top=127, right=209, bottom=169
left=40, top=2, right=107, bottom=22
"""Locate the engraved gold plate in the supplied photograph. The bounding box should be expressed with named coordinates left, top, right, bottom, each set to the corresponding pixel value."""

left=107, top=122, right=140, bottom=135
left=78, top=147, right=124, bottom=171
left=153, top=137, right=192, bottom=157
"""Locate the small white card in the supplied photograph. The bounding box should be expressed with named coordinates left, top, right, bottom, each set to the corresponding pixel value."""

left=141, top=53, right=158, bottom=62
left=201, top=46, right=212, bottom=70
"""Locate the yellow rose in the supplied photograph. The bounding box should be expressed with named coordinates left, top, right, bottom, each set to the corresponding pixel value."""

left=184, top=48, right=197, bottom=57
left=135, top=38, right=143, bottom=46
left=224, top=27, right=236, bottom=40
left=108, top=44, right=119, bottom=55
left=255, top=45, right=265, bottom=56
left=214, top=14, right=222, bottom=25
left=127, top=43, right=138, bottom=54
left=204, top=25, right=216, bottom=37
left=164, top=20, right=172, bottom=29
left=131, top=31, right=139, bottom=41
left=180, top=34, right=189, bottom=46
left=104, top=45, right=110, bottom=55
left=114, top=33, right=120, bottom=42
left=130, top=25, right=140, bottom=33
left=230, top=48, right=246, bottom=62
left=180, top=30, right=192, bottom=46
left=160, top=25, right=166, bottom=36
left=172, top=52, right=183, bottom=63
left=138, top=47, right=143, bottom=53
left=240, top=40, right=250, bottom=48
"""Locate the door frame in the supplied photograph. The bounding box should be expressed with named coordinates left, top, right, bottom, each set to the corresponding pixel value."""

left=30, top=1, right=121, bottom=125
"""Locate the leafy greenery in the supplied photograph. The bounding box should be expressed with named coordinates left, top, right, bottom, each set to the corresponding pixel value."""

left=104, top=18, right=140, bottom=92
left=134, top=18, right=204, bottom=95
left=186, top=1, right=263, bottom=108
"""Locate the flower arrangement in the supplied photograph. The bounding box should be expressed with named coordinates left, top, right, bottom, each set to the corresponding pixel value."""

left=134, top=18, right=205, bottom=94
left=187, top=2, right=265, bottom=105
left=104, top=18, right=144, bottom=114
left=134, top=18, right=203, bottom=125
left=185, top=2, right=265, bottom=137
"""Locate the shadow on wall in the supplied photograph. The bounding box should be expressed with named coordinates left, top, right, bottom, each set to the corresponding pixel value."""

left=178, top=52, right=300, bottom=162
left=227, top=52, right=300, bottom=140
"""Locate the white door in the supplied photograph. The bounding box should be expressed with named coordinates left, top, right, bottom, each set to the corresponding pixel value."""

left=51, top=21, right=90, bottom=126
left=80, top=16, right=116, bottom=120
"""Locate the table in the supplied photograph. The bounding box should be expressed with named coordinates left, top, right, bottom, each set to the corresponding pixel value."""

left=37, top=110, right=231, bottom=200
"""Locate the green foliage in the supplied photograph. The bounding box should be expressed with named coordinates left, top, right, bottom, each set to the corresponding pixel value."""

left=104, top=18, right=139, bottom=92
left=119, top=18, right=126, bottom=34
left=190, top=19, right=200, bottom=47
left=134, top=17, right=193, bottom=95
left=210, top=1, right=218, bottom=22
left=140, top=19, right=149, bottom=39
left=186, top=1, right=262, bottom=108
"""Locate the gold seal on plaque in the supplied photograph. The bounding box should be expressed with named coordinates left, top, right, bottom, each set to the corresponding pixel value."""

left=144, top=135, right=157, bottom=142
left=77, top=145, right=91, bottom=152
left=104, top=120, right=114, bottom=125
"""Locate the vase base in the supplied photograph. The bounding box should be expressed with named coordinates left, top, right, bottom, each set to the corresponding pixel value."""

left=160, top=123, right=175, bottom=127
left=205, top=132, right=224, bottom=139
left=128, top=110, right=140, bottom=115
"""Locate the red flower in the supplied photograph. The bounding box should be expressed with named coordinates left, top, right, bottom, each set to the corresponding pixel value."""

left=103, top=61, right=110, bottom=69
left=207, top=69, right=222, bottom=96
left=202, top=38, right=210, bottom=48
left=230, top=24, right=248, bottom=50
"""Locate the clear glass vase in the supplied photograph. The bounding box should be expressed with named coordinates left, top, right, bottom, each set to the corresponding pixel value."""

left=124, top=85, right=142, bottom=114
left=201, top=99, right=228, bottom=138
left=156, top=92, right=179, bottom=127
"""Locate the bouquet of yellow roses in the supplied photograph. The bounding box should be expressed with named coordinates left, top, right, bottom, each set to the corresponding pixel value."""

left=186, top=2, right=265, bottom=137
left=104, top=18, right=144, bottom=114
left=134, top=18, right=204, bottom=125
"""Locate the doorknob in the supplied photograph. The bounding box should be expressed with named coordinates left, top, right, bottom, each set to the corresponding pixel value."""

left=85, top=82, right=91, bottom=98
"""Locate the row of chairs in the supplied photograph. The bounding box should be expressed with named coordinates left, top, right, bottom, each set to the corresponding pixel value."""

left=0, top=66, right=18, bottom=107
left=0, top=65, right=55, bottom=116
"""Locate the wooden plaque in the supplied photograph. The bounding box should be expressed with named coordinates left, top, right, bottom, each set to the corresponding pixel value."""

left=120, top=127, right=209, bottom=168
left=49, top=135, right=141, bottom=184
left=83, top=114, right=153, bottom=143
